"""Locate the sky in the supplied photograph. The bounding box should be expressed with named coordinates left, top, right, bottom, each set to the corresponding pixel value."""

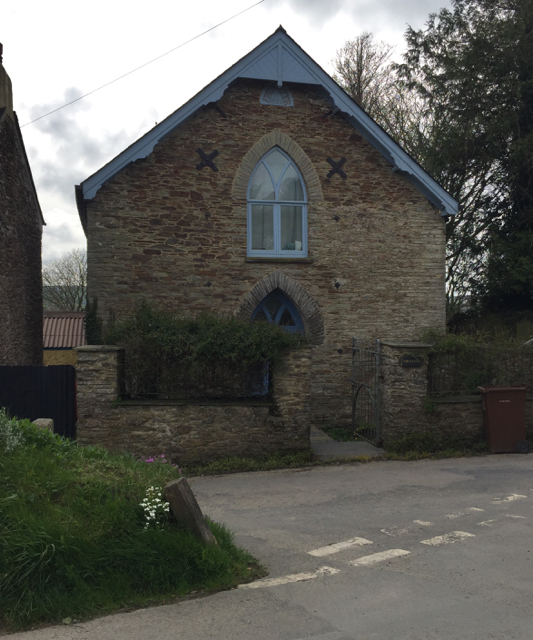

left=4, top=0, right=452, bottom=263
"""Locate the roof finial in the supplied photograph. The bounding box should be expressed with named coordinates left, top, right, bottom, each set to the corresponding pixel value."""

left=0, top=44, right=3, bottom=64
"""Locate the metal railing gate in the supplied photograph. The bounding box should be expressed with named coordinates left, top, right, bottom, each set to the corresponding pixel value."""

left=351, top=337, right=381, bottom=446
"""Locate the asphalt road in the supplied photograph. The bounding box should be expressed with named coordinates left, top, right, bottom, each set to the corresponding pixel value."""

left=8, top=455, right=533, bottom=640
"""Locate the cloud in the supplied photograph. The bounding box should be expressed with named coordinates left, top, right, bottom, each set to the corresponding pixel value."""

left=342, top=0, right=449, bottom=32
left=25, top=86, right=148, bottom=208
left=265, top=0, right=344, bottom=25
left=265, top=0, right=450, bottom=36
left=22, top=87, right=153, bottom=261
left=42, top=221, right=86, bottom=263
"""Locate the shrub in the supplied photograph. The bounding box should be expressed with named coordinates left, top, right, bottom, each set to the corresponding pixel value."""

left=424, top=330, right=533, bottom=396
left=105, top=302, right=303, bottom=399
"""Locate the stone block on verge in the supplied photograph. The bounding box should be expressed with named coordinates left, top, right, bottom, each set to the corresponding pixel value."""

left=163, top=477, right=218, bottom=546
left=32, top=418, right=54, bottom=432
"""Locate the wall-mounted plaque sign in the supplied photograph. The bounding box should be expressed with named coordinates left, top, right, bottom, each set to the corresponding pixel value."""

left=400, top=355, right=423, bottom=368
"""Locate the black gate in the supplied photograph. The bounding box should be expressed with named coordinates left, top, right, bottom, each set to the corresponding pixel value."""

left=0, top=365, right=77, bottom=439
left=351, top=338, right=381, bottom=446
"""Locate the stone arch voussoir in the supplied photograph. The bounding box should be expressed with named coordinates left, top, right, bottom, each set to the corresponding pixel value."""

left=237, top=271, right=324, bottom=345
left=232, top=130, right=323, bottom=202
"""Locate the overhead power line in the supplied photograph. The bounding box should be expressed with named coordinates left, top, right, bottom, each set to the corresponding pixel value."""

left=21, top=0, right=266, bottom=127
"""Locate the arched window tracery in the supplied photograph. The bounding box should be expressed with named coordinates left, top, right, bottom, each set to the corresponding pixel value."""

left=252, top=290, right=304, bottom=335
left=247, top=148, right=307, bottom=257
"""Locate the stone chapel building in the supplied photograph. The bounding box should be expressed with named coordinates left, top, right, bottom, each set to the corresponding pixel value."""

left=76, top=28, right=458, bottom=426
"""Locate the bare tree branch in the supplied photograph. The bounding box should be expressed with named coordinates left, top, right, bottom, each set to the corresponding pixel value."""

left=42, top=249, right=87, bottom=312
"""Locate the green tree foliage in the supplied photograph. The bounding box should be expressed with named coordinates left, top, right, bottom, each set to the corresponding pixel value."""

left=397, top=0, right=533, bottom=312
left=84, top=297, right=102, bottom=344
left=335, top=3, right=533, bottom=316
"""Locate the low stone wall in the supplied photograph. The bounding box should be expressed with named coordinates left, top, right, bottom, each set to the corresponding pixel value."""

left=380, top=341, right=533, bottom=444
left=76, top=345, right=311, bottom=464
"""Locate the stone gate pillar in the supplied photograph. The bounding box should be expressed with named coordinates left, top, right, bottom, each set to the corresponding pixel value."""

left=379, top=341, right=433, bottom=442
left=75, top=345, right=124, bottom=446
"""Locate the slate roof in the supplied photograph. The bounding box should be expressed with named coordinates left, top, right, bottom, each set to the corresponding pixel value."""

left=43, top=311, right=86, bottom=349
left=76, top=26, right=458, bottom=231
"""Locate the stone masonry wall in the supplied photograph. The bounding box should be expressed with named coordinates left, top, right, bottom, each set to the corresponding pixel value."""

left=380, top=341, right=533, bottom=445
left=86, top=79, right=447, bottom=427
left=0, top=113, right=42, bottom=365
left=379, top=342, right=436, bottom=442
left=76, top=345, right=311, bottom=464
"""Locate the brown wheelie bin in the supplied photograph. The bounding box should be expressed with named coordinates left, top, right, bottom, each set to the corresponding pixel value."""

left=478, top=385, right=529, bottom=453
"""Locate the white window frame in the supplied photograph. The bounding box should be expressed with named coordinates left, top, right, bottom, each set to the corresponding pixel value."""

left=247, top=148, right=308, bottom=258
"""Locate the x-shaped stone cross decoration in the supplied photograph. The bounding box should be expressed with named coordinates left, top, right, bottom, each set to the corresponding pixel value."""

left=326, top=157, right=347, bottom=179
left=196, top=148, right=219, bottom=172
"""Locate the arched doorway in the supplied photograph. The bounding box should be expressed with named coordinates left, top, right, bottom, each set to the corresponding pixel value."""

left=251, top=290, right=304, bottom=396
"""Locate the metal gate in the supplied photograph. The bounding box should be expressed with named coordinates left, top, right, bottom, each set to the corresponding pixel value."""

left=0, top=365, right=77, bottom=439
left=351, top=338, right=381, bottom=446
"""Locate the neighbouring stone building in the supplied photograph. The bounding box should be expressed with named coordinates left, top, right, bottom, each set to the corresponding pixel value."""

left=75, top=29, right=458, bottom=460
left=0, top=44, right=44, bottom=365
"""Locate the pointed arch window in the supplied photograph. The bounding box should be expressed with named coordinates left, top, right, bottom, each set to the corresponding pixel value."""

left=247, top=148, right=307, bottom=257
left=252, top=290, right=304, bottom=335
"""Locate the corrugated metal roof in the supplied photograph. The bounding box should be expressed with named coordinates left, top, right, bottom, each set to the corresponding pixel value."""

left=43, top=311, right=86, bottom=349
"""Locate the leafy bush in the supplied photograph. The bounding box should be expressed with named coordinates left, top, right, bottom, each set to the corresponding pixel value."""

left=0, top=417, right=261, bottom=630
left=105, top=302, right=303, bottom=399
left=424, top=330, right=533, bottom=396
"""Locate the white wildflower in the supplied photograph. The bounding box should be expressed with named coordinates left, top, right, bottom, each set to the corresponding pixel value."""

left=140, top=485, right=170, bottom=531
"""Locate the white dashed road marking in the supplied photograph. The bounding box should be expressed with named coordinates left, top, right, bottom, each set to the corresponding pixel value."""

left=445, top=507, right=484, bottom=519
left=413, top=520, right=433, bottom=526
left=309, top=537, right=373, bottom=557
left=381, top=526, right=409, bottom=537
left=493, top=494, right=527, bottom=504
left=478, top=515, right=526, bottom=527
left=349, top=549, right=410, bottom=566
left=239, top=566, right=340, bottom=589
left=420, top=531, right=475, bottom=546
left=478, top=520, right=496, bottom=527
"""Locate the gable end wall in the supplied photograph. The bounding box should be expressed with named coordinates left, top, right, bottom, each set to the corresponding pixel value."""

left=86, top=79, right=446, bottom=425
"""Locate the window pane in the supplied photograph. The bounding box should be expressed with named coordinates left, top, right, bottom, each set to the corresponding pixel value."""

left=264, top=149, right=288, bottom=184
left=279, top=307, right=296, bottom=326
left=251, top=205, right=274, bottom=250
left=249, top=164, right=275, bottom=200
left=265, top=297, right=282, bottom=318
left=254, top=309, right=269, bottom=323
left=279, top=165, right=304, bottom=201
left=280, top=206, right=303, bottom=251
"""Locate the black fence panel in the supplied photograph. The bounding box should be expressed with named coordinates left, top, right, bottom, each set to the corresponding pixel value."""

left=0, top=365, right=77, bottom=439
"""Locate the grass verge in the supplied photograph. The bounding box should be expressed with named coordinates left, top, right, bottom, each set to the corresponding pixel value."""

left=183, top=450, right=318, bottom=476
left=0, top=412, right=264, bottom=632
